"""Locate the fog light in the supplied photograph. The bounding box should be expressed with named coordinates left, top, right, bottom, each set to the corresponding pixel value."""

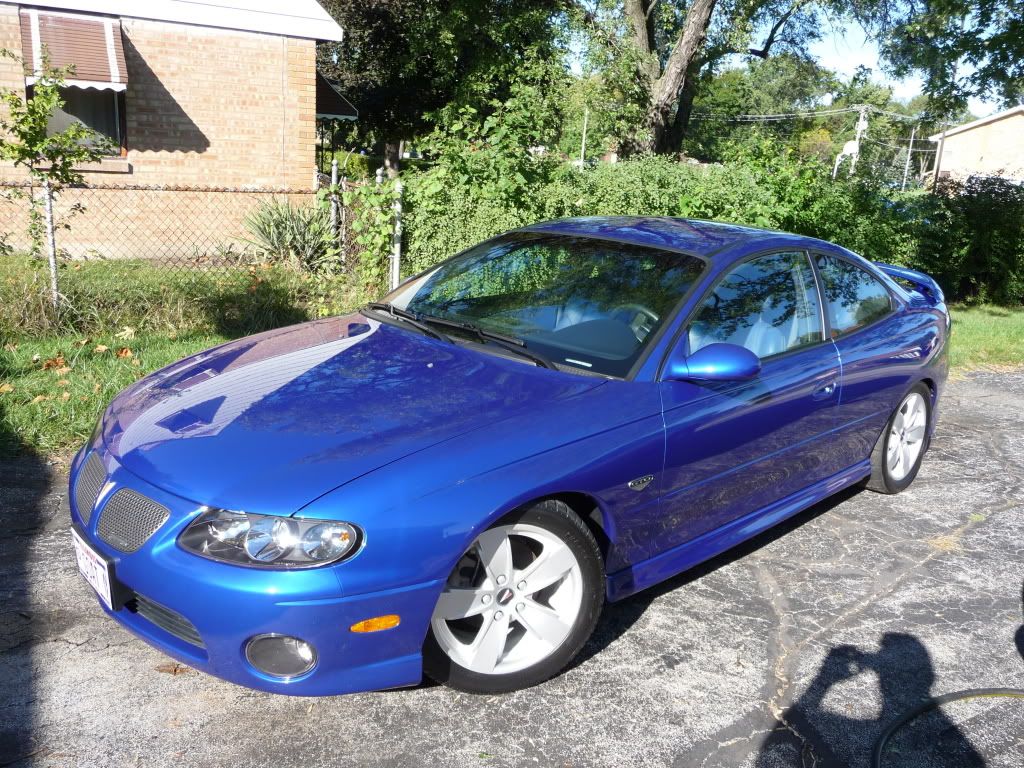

left=245, top=634, right=317, bottom=679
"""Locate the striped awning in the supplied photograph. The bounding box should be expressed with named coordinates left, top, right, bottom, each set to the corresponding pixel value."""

left=20, top=9, right=127, bottom=91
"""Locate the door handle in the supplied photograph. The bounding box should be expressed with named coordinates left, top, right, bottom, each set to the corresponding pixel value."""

left=813, top=380, right=837, bottom=400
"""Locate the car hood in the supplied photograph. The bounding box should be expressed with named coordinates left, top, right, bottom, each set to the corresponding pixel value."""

left=102, top=314, right=603, bottom=515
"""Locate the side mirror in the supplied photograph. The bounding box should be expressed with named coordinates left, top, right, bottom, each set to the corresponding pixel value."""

left=664, top=342, right=761, bottom=383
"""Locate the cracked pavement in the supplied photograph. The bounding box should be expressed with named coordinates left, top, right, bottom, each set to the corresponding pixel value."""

left=1, top=371, right=1022, bottom=767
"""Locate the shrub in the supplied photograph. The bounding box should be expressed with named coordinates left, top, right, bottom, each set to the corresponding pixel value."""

left=243, top=199, right=340, bottom=273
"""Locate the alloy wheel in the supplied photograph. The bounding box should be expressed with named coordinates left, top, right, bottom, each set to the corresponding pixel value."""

left=430, top=523, right=583, bottom=675
left=887, top=391, right=928, bottom=482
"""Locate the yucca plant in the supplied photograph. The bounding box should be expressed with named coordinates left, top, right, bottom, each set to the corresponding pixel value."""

left=243, top=199, right=340, bottom=272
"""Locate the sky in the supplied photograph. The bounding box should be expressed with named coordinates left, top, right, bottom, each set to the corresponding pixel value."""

left=809, top=26, right=1000, bottom=118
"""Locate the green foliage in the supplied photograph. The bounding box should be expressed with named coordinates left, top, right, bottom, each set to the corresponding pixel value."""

left=343, top=180, right=397, bottom=294
left=400, top=135, right=1022, bottom=305
left=243, top=199, right=340, bottom=273
left=909, top=176, right=1024, bottom=305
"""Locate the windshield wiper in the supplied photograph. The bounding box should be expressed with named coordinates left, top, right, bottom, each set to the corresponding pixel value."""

left=415, top=314, right=557, bottom=370
left=362, top=302, right=453, bottom=344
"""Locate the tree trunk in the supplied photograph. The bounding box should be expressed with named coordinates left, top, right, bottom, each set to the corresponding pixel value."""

left=665, top=63, right=702, bottom=153
left=383, top=140, right=402, bottom=179
left=625, top=0, right=660, bottom=81
left=643, top=0, right=717, bottom=154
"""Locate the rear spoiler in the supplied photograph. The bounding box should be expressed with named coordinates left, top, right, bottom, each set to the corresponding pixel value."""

left=874, top=262, right=945, bottom=305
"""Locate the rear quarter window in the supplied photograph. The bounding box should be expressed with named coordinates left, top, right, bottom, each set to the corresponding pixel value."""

left=814, top=254, right=893, bottom=337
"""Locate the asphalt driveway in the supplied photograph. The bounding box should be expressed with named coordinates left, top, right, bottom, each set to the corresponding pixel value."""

left=2, top=371, right=1022, bottom=767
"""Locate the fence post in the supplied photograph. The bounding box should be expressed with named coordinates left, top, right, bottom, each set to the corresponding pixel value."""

left=339, top=175, right=348, bottom=266
left=42, top=178, right=59, bottom=309
left=329, top=156, right=339, bottom=233
left=390, top=178, right=403, bottom=291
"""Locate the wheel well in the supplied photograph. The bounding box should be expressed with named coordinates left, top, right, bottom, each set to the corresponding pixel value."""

left=920, top=377, right=937, bottom=402
left=546, top=492, right=611, bottom=564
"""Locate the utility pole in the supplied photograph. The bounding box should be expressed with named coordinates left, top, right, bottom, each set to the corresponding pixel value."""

left=901, top=125, right=917, bottom=191
left=851, top=106, right=868, bottom=175
left=579, top=107, right=589, bottom=166
left=932, top=129, right=946, bottom=191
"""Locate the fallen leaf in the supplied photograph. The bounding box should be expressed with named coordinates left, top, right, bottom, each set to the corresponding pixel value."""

left=0, top=383, right=14, bottom=394
left=61, top=391, right=70, bottom=401
left=114, top=326, right=136, bottom=341
left=42, top=355, right=66, bottom=370
left=115, top=347, right=133, bottom=359
left=31, top=394, right=49, bottom=403
left=155, top=662, right=191, bottom=676
left=92, top=383, right=101, bottom=393
left=79, top=395, right=88, bottom=401
left=55, top=366, right=71, bottom=375
left=73, top=338, right=90, bottom=348
left=92, top=345, right=109, bottom=354
left=131, top=358, right=142, bottom=367
left=56, top=379, right=70, bottom=387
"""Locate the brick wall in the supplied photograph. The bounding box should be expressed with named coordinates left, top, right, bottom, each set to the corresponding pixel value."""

left=0, top=5, right=319, bottom=190
left=120, top=18, right=317, bottom=189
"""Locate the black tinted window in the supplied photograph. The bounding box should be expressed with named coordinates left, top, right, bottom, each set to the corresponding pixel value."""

left=814, top=254, right=892, bottom=337
left=387, top=234, right=705, bottom=377
left=688, top=251, right=823, bottom=359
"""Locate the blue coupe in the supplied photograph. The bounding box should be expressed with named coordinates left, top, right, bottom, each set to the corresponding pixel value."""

left=68, top=217, right=949, bottom=695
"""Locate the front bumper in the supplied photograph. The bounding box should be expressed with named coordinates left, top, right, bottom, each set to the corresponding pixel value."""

left=68, top=445, right=440, bottom=696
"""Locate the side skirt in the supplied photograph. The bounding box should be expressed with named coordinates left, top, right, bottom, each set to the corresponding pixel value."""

left=605, top=460, right=872, bottom=602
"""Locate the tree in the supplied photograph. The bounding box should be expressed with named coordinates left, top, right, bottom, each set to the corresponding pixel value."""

left=317, top=0, right=560, bottom=177
left=873, top=0, right=1024, bottom=114
left=570, top=0, right=853, bottom=154
left=0, top=50, right=110, bottom=308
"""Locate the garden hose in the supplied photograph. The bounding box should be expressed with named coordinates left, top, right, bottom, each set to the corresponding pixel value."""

left=870, top=687, right=1024, bottom=768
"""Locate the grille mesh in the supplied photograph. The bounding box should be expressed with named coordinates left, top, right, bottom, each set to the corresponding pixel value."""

left=128, top=593, right=204, bottom=648
left=97, top=488, right=169, bottom=553
left=74, top=453, right=106, bottom=525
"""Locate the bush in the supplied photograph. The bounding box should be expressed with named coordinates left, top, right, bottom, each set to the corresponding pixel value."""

left=243, top=198, right=340, bottom=273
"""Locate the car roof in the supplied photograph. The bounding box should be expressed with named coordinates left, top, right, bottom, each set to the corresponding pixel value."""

left=518, top=216, right=818, bottom=259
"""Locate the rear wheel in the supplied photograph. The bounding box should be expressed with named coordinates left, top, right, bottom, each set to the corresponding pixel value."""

left=424, top=499, right=604, bottom=694
left=866, top=383, right=932, bottom=494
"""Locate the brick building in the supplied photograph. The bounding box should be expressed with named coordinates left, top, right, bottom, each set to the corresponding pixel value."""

left=0, top=0, right=352, bottom=260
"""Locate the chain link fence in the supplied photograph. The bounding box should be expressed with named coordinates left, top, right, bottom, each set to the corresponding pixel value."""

left=0, top=180, right=364, bottom=284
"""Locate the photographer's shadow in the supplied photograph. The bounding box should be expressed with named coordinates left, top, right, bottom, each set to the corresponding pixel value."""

left=756, top=633, right=984, bottom=767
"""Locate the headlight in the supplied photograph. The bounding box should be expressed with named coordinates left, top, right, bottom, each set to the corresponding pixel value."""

left=178, top=508, right=360, bottom=568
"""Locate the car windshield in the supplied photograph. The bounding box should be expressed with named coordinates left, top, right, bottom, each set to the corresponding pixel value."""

left=384, top=233, right=705, bottom=377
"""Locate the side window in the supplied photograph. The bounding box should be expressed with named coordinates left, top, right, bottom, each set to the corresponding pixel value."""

left=814, top=254, right=893, bottom=338
left=688, top=251, right=823, bottom=359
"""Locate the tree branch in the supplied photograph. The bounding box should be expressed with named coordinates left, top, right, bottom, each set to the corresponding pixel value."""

left=748, top=1, right=805, bottom=59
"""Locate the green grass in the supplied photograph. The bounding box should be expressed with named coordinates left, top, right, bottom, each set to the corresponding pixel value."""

left=0, top=332, right=229, bottom=457
left=949, top=304, right=1024, bottom=370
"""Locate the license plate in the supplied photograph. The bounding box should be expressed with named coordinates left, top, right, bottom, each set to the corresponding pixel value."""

left=72, top=529, right=113, bottom=610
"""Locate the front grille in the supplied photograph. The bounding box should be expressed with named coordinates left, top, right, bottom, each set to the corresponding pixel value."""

left=96, top=488, right=170, bottom=553
left=127, top=593, right=204, bottom=648
left=74, top=453, right=106, bottom=525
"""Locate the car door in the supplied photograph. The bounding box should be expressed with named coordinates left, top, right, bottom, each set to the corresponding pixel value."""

left=655, top=250, right=845, bottom=553
left=812, top=251, right=929, bottom=470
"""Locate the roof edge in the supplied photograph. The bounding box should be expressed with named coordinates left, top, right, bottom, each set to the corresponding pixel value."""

left=929, top=105, right=1024, bottom=141
left=14, top=1, right=345, bottom=41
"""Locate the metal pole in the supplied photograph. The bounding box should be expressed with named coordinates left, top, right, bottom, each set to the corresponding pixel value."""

left=43, top=178, right=58, bottom=309
left=932, top=130, right=946, bottom=191
left=329, top=156, right=339, bottom=232
left=901, top=125, right=917, bottom=191
left=390, top=179, right=403, bottom=290
left=579, top=107, right=589, bottom=166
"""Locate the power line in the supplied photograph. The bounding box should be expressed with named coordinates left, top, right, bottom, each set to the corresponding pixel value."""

left=863, top=136, right=936, bottom=152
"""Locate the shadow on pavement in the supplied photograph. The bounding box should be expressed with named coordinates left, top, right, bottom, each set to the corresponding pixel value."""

left=575, top=485, right=861, bottom=669
left=755, top=633, right=985, bottom=767
left=0, top=392, right=53, bottom=763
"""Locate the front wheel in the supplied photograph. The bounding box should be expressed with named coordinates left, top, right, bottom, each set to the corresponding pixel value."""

left=424, top=499, right=604, bottom=694
left=866, top=383, right=932, bottom=494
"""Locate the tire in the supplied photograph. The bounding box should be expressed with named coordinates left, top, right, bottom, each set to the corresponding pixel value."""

left=423, top=499, right=604, bottom=694
left=865, top=383, right=932, bottom=494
